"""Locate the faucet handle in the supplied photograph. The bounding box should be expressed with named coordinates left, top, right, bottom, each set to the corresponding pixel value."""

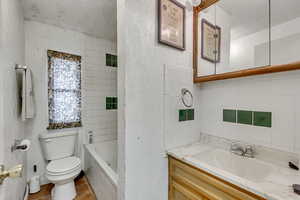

left=230, top=143, right=245, bottom=156
left=230, top=143, right=243, bottom=150
left=244, top=145, right=255, bottom=158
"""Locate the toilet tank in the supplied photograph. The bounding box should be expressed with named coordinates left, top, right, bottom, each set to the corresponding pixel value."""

left=39, top=132, right=77, bottom=161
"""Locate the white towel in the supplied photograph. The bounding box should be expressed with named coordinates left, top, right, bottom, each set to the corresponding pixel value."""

left=21, top=68, right=35, bottom=121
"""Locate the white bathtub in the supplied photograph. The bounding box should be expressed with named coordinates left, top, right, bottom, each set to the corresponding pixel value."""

left=84, top=140, right=118, bottom=200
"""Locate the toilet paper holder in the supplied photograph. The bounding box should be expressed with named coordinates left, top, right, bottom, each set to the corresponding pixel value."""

left=11, top=139, right=30, bottom=152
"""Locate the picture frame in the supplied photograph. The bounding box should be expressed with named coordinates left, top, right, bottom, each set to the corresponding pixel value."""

left=201, top=19, right=221, bottom=63
left=158, top=0, right=186, bottom=50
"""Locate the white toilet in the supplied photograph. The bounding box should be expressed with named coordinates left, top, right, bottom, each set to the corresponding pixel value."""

left=39, top=132, right=81, bottom=200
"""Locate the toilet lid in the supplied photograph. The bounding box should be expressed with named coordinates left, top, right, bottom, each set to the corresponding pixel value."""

left=47, top=157, right=81, bottom=174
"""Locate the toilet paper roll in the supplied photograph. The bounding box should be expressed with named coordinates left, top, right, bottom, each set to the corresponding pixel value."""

left=20, top=139, right=31, bottom=152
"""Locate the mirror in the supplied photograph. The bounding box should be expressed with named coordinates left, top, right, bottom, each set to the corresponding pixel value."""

left=270, top=0, right=300, bottom=66
left=217, top=0, right=270, bottom=73
left=193, top=0, right=300, bottom=82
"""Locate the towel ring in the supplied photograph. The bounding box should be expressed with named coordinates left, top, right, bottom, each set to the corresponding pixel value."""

left=181, top=88, right=193, bottom=108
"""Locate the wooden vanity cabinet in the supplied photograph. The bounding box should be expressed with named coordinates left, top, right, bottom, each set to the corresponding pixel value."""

left=168, top=156, right=266, bottom=200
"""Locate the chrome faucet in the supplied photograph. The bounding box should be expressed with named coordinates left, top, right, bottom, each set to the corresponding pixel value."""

left=230, top=143, right=245, bottom=156
left=230, top=143, right=255, bottom=158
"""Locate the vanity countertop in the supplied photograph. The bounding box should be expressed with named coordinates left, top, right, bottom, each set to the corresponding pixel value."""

left=167, top=142, right=300, bottom=200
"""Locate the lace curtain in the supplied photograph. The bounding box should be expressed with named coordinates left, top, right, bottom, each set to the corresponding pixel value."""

left=47, top=50, right=82, bottom=129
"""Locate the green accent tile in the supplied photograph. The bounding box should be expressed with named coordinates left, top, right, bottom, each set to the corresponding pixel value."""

left=115, top=57, right=118, bottom=67
left=188, top=109, right=194, bottom=121
left=112, top=103, right=118, bottom=110
left=106, top=54, right=111, bottom=66
left=237, top=110, right=253, bottom=125
left=113, top=97, right=117, bottom=103
left=253, top=112, right=272, bottom=128
left=108, top=97, right=113, bottom=104
left=223, top=109, right=236, bottom=123
left=106, top=97, right=112, bottom=110
left=179, top=110, right=186, bottom=122
left=112, top=55, right=118, bottom=67
left=106, top=54, right=118, bottom=67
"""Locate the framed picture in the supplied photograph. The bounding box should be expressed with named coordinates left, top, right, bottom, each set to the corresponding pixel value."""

left=201, top=19, right=221, bottom=63
left=158, top=0, right=185, bottom=50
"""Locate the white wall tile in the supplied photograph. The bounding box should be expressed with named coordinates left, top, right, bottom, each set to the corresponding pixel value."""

left=199, top=70, right=300, bottom=153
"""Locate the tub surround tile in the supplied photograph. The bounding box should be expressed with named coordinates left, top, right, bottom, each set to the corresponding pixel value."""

left=167, top=136, right=300, bottom=200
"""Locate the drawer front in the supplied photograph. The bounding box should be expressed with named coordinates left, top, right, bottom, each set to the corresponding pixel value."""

left=169, top=157, right=266, bottom=200
left=170, top=180, right=208, bottom=200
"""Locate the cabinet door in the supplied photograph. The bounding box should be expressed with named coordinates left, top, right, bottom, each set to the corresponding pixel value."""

left=169, top=157, right=266, bottom=200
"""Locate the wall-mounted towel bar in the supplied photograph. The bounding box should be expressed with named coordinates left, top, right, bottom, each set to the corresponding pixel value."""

left=15, top=64, right=27, bottom=70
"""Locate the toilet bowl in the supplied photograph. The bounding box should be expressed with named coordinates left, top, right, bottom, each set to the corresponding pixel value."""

left=46, top=157, right=81, bottom=200
left=39, top=132, right=81, bottom=200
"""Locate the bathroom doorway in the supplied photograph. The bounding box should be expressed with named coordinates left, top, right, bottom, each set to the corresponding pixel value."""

left=0, top=0, right=118, bottom=199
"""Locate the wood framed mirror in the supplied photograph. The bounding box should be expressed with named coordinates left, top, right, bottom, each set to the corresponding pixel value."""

left=193, top=0, right=300, bottom=83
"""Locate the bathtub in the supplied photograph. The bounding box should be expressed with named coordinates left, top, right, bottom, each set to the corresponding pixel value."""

left=84, top=140, right=118, bottom=200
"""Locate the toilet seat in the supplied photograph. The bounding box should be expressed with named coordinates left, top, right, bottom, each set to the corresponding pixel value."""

left=46, top=157, right=81, bottom=175
left=46, top=157, right=81, bottom=186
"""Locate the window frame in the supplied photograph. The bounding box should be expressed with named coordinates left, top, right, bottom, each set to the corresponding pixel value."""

left=47, top=50, right=82, bottom=130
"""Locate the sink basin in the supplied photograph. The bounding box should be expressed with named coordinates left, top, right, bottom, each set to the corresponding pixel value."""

left=191, top=149, right=272, bottom=182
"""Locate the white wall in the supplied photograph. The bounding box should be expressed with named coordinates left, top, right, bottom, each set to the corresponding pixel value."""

left=198, top=70, right=300, bottom=153
left=117, top=0, right=201, bottom=200
left=24, top=20, right=117, bottom=184
left=0, top=0, right=26, bottom=199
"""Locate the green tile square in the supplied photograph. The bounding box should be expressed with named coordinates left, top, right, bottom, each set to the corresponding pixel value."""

left=114, top=57, right=118, bottom=67
left=253, top=112, right=272, bottom=128
left=112, top=97, right=117, bottom=103
left=106, top=103, right=111, bottom=110
left=188, top=109, right=194, bottom=121
left=223, top=109, right=236, bottom=123
left=106, top=54, right=111, bottom=66
left=112, top=55, right=118, bottom=67
left=179, top=110, right=186, bottom=122
left=112, top=103, right=118, bottom=110
left=106, top=97, right=112, bottom=104
left=237, top=110, right=253, bottom=125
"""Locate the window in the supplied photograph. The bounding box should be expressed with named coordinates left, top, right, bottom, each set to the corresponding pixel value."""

left=47, top=50, right=82, bottom=130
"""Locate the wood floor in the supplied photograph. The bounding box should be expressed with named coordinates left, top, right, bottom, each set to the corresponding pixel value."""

left=28, top=174, right=96, bottom=200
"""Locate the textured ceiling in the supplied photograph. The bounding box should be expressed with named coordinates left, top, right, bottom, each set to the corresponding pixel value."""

left=22, top=0, right=117, bottom=41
